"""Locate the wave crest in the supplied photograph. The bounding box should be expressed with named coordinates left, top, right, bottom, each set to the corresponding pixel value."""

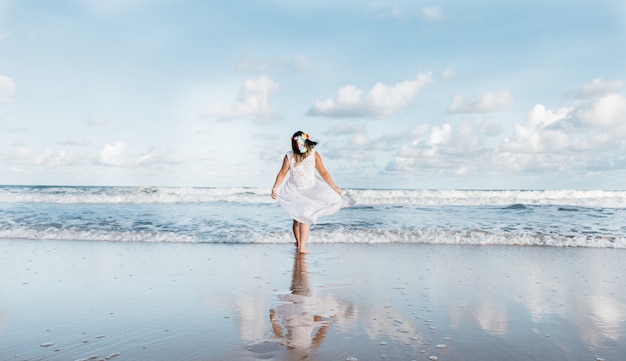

left=1, top=186, right=625, bottom=208
left=1, top=227, right=623, bottom=249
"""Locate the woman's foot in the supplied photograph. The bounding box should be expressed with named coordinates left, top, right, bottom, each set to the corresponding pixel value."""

left=297, top=247, right=308, bottom=254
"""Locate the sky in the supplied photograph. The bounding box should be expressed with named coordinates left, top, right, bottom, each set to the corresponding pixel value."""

left=1, top=0, right=625, bottom=190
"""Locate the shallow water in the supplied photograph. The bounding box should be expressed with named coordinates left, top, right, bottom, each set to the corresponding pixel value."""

left=1, top=241, right=624, bottom=360
left=0, top=186, right=625, bottom=248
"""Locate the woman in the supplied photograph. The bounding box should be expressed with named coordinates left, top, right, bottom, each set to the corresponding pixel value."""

left=271, top=131, right=355, bottom=254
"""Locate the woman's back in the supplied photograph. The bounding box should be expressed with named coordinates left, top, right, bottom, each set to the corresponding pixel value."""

left=288, top=150, right=316, bottom=189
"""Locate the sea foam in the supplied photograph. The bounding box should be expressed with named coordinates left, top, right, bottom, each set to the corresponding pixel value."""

left=0, top=186, right=625, bottom=208
left=1, top=186, right=625, bottom=248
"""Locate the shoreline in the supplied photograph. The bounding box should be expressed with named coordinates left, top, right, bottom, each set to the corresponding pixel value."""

left=1, top=240, right=624, bottom=360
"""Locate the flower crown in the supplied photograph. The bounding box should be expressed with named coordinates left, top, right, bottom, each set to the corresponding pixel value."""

left=293, top=133, right=309, bottom=154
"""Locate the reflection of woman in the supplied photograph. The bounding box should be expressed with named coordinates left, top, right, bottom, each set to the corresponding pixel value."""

left=269, top=254, right=333, bottom=351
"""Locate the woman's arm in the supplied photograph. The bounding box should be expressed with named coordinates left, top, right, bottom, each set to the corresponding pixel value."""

left=315, top=152, right=342, bottom=194
left=271, top=155, right=290, bottom=199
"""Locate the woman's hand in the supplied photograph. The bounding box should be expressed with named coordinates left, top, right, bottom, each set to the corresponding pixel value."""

left=333, top=186, right=342, bottom=195
left=271, top=188, right=278, bottom=199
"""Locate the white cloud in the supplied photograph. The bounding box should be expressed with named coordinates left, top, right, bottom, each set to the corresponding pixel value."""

left=448, top=91, right=513, bottom=113
left=441, top=66, right=456, bottom=79
left=366, top=1, right=402, bottom=19
left=496, top=90, right=626, bottom=173
left=0, top=75, right=16, bottom=102
left=4, top=144, right=34, bottom=163
left=308, top=72, right=433, bottom=118
left=204, top=75, right=281, bottom=124
left=59, top=137, right=90, bottom=146
left=497, top=104, right=590, bottom=171
left=97, top=142, right=182, bottom=169
left=236, top=55, right=311, bottom=73
left=385, top=119, right=496, bottom=174
left=99, top=141, right=127, bottom=166
left=86, top=117, right=109, bottom=126
left=3, top=144, right=82, bottom=166
left=480, top=116, right=502, bottom=137
left=135, top=151, right=159, bottom=166
left=419, top=6, right=443, bottom=20
left=366, top=2, right=445, bottom=21
left=377, top=124, right=430, bottom=148
left=323, top=123, right=436, bottom=164
left=33, top=148, right=74, bottom=166
left=500, top=104, right=572, bottom=154
left=325, top=123, right=367, bottom=135
left=324, top=117, right=500, bottom=175
left=576, top=93, right=626, bottom=129
left=578, top=78, right=624, bottom=99
left=0, top=121, right=27, bottom=133
left=134, top=147, right=181, bottom=168
left=427, top=123, right=451, bottom=145
left=0, top=32, right=9, bottom=43
left=380, top=108, right=591, bottom=176
left=81, top=0, right=163, bottom=16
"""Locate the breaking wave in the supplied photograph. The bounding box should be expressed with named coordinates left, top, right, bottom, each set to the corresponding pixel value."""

left=1, top=186, right=625, bottom=208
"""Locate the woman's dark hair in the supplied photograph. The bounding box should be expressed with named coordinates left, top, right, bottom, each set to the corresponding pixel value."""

left=291, top=131, right=317, bottom=164
left=291, top=131, right=317, bottom=154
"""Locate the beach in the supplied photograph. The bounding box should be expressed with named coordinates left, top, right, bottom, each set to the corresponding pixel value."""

left=1, top=239, right=624, bottom=360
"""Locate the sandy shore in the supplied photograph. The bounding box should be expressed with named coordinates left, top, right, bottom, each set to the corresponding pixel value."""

left=1, top=239, right=625, bottom=361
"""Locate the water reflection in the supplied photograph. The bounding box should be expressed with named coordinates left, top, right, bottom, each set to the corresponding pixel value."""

left=241, top=246, right=626, bottom=360
left=270, top=253, right=339, bottom=351
left=247, top=252, right=355, bottom=359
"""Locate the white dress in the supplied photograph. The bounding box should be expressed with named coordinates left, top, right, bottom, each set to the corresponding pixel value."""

left=278, top=150, right=355, bottom=225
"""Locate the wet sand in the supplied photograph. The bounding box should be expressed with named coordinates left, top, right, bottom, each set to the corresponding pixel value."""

left=1, top=239, right=625, bottom=360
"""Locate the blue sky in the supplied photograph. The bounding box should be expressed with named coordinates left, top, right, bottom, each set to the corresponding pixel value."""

left=1, top=0, right=625, bottom=189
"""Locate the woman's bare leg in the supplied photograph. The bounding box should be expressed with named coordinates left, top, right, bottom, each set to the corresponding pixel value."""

left=298, top=223, right=310, bottom=254
left=292, top=220, right=300, bottom=248
left=292, top=220, right=310, bottom=254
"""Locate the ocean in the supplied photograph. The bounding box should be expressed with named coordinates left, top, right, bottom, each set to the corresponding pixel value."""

left=0, top=185, right=625, bottom=248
